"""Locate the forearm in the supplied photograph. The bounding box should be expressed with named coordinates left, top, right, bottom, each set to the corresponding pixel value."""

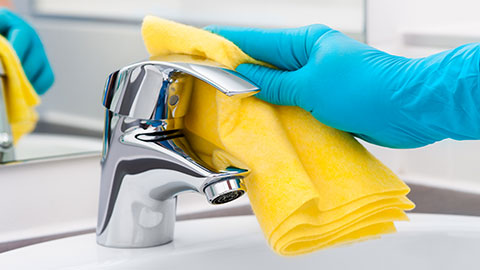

left=392, top=43, right=480, bottom=144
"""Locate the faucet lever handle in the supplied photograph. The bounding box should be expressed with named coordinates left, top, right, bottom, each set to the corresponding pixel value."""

left=168, top=61, right=260, bottom=98
left=102, top=58, right=260, bottom=121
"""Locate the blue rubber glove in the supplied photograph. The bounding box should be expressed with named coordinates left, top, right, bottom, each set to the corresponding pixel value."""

left=0, top=8, right=54, bottom=95
left=205, top=25, right=480, bottom=148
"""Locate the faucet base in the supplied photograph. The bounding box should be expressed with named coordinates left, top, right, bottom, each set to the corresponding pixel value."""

left=96, top=165, right=178, bottom=248
left=97, top=196, right=176, bottom=248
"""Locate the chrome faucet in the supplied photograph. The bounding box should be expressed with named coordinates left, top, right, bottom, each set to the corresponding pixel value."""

left=0, top=62, right=15, bottom=163
left=96, top=55, right=260, bottom=248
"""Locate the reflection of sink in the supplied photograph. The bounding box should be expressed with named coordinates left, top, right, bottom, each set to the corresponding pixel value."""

left=14, top=133, right=102, bottom=161
left=1, top=214, right=479, bottom=269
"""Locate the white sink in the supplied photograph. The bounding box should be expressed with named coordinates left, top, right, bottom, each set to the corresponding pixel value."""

left=1, top=213, right=479, bottom=270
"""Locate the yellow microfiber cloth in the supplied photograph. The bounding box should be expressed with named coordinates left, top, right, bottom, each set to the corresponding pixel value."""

left=0, top=36, right=40, bottom=143
left=142, top=16, right=415, bottom=256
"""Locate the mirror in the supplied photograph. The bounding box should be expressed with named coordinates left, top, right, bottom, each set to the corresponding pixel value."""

left=1, top=0, right=366, bottom=164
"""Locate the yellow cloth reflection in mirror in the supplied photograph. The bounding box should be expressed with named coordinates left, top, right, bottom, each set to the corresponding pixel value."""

left=0, top=35, right=39, bottom=144
left=142, top=15, right=414, bottom=256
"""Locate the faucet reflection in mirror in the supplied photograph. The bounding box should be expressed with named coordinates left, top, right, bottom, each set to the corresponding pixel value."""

left=97, top=55, right=260, bottom=248
left=0, top=63, right=15, bottom=163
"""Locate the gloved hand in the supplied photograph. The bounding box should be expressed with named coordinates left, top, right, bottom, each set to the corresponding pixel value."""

left=205, top=25, right=480, bottom=148
left=0, top=8, right=54, bottom=95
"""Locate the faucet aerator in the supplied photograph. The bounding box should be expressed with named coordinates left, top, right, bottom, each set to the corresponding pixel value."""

left=204, top=178, right=246, bottom=205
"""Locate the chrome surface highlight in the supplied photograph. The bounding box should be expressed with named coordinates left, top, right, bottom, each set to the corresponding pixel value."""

left=97, top=57, right=259, bottom=248
left=0, top=62, right=14, bottom=163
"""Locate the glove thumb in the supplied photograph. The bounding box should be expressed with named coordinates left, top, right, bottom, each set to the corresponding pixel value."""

left=236, top=63, right=300, bottom=106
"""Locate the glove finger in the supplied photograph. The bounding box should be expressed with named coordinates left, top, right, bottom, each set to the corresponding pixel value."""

left=7, top=27, right=32, bottom=62
left=205, top=25, right=331, bottom=71
left=237, top=63, right=300, bottom=106
left=31, top=62, right=54, bottom=95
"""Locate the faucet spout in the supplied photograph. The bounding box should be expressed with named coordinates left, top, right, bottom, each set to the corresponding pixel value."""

left=96, top=56, right=258, bottom=248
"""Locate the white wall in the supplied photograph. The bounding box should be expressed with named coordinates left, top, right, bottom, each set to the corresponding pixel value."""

left=32, top=0, right=364, bottom=32
left=33, top=19, right=148, bottom=131
left=367, top=0, right=480, bottom=55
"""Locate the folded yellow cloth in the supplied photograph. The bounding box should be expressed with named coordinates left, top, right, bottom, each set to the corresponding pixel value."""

left=0, top=36, right=40, bottom=143
left=142, top=16, right=415, bottom=256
